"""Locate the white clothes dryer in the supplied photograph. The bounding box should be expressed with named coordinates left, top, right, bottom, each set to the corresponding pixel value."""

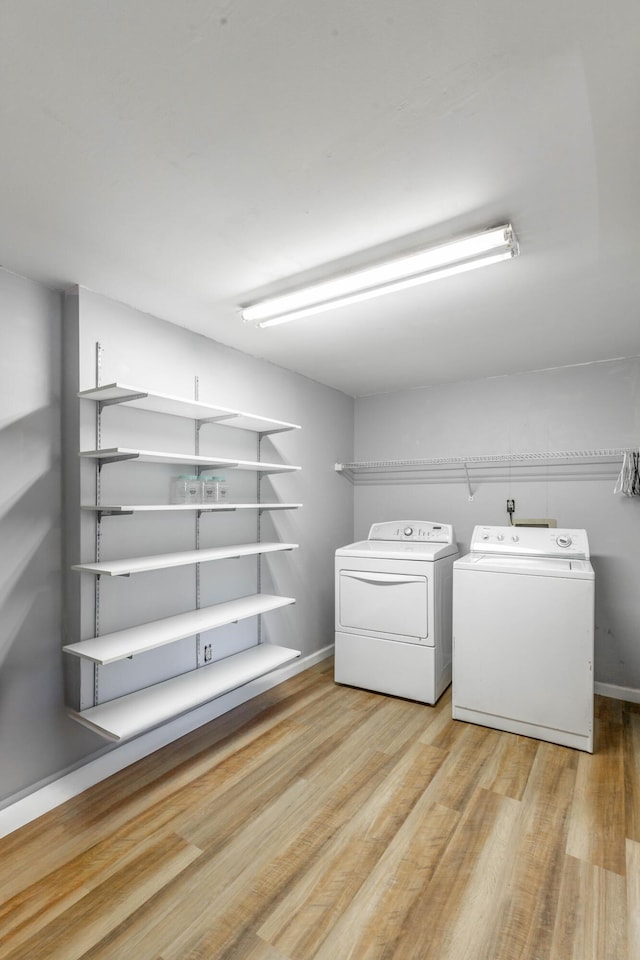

left=335, top=520, right=458, bottom=704
left=452, top=525, right=595, bottom=752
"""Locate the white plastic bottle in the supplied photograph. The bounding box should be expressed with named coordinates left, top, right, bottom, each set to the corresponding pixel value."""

left=203, top=475, right=228, bottom=503
left=185, top=475, right=203, bottom=503
left=170, top=475, right=191, bottom=504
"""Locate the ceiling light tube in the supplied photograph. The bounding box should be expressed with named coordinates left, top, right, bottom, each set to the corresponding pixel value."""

left=242, top=224, right=519, bottom=327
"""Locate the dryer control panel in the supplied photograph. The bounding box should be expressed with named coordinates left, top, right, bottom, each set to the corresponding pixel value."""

left=470, top=525, right=590, bottom=559
left=368, top=520, right=455, bottom=544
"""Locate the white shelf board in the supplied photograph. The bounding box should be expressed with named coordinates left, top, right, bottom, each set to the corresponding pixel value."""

left=72, top=542, right=299, bottom=576
left=78, top=382, right=301, bottom=434
left=63, top=594, right=295, bottom=664
left=79, top=447, right=300, bottom=473
left=69, top=644, right=301, bottom=741
left=81, top=502, right=302, bottom=513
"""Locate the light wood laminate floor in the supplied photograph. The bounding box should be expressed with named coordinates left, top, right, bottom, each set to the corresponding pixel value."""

left=1, top=658, right=639, bottom=959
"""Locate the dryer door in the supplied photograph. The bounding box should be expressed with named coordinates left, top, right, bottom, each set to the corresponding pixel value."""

left=336, top=558, right=430, bottom=644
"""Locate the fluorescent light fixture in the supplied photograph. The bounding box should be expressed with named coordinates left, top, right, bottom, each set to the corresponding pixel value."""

left=242, top=223, right=519, bottom=327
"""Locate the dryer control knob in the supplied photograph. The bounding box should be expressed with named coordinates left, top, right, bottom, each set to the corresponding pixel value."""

left=497, top=534, right=504, bottom=541
left=403, top=527, right=413, bottom=537
left=481, top=534, right=490, bottom=540
left=512, top=535, right=519, bottom=542
left=556, top=535, right=572, bottom=548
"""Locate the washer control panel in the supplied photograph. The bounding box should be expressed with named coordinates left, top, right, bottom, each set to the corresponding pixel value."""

left=470, top=525, right=590, bottom=559
left=368, top=520, right=455, bottom=544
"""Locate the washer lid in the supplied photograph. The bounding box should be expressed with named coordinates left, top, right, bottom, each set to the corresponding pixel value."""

left=337, top=539, right=458, bottom=561
left=455, top=553, right=594, bottom=579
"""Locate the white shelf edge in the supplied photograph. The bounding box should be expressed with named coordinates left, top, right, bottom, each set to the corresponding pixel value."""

left=77, top=382, right=301, bottom=433
left=68, top=644, right=302, bottom=741
left=72, top=542, right=299, bottom=576
left=78, top=447, right=300, bottom=473
left=81, top=502, right=303, bottom=513
left=63, top=594, right=295, bottom=664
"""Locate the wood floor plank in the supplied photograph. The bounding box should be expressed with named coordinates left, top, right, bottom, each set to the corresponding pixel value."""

left=70, top=745, right=399, bottom=960
left=479, top=741, right=578, bottom=960
left=214, top=938, right=289, bottom=960
left=418, top=687, right=471, bottom=751
left=257, top=740, right=447, bottom=957
left=624, top=708, right=640, bottom=842
left=378, top=740, right=577, bottom=959
left=269, top=800, right=460, bottom=960
left=158, top=747, right=404, bottom=960
left=0, top=833, right=202, bottom=960
left=302, top=694, right=434, bottom=784
left=478, top=732, right=540, bottom=801
left=628, top=839, right=640, bottom=960
left=549, top=854, right=627, bottom=959
left=161, top=937, right=290, bottom=960
left=0, top=825, right=204, bottom=956
left=421, top=719, right=503, bottom=812
left=359, top=694, right=442, bottom=756
left=174, top=701, right=370, bottom=848
left=73, top=778, right=315, bottom=960
left=315, top=790, right=517, bottom=960
left=402, top=789, right=522, bottom=960
left=595, top=692, right=625, bottom=726
left=566, top=717, right=626, bottom=874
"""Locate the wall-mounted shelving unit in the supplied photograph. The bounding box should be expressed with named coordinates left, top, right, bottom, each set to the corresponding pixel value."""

left=65, top=358, right=302, bottom=741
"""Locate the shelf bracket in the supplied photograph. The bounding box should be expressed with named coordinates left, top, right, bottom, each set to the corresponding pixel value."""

left=98, top=392, right=149, bottom=412
left=96, top=509, right=135, bottom=520
left=258, top=426, right=293, bottom=437
left=334, top=462, right=355, bottom=483
left=463, top=462, right=474, bottom=501
left=197, top=414, right=239, bottom=426
left=97, top=453, right=140, bottom=467
left=195, top=461, right=239, bottom=475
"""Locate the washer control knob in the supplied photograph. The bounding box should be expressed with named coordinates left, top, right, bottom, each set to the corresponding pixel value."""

left=497, top=534, right=504, bottom=541
left=556, top=534, right=572, bottom=548
left=481, top=533, right=490, bottom=540
left=403, top=527, right=413, bottom=537
left=512, top=535, right=519, bottom=542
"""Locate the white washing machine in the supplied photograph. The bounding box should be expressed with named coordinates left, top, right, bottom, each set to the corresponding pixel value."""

left=452, top=525, right=595, bottom=752
left=335, top=520, right=458, bottom=704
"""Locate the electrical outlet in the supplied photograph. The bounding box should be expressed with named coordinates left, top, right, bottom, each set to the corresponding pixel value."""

left=507, top=499, right=515, bottom=514
left=204, top=644, right=212, bottom=662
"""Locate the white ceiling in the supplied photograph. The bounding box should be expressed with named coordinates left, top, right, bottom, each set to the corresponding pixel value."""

left=2, top=0, right=640, bottom=397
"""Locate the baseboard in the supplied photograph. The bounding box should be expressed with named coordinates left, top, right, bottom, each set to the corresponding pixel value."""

left=594, top=681, right=640, bottom=704
left=0, top=645, right=334, bottom=839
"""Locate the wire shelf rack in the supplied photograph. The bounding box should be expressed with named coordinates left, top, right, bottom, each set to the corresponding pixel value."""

left=335, top=449, right=634, bottom=498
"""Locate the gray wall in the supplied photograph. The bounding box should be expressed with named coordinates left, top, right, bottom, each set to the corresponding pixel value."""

left=0, top=273, right=354, bottom=808
left=0, top=269, right=98, bottom=806
left=354, top=359, right=640, bottom=691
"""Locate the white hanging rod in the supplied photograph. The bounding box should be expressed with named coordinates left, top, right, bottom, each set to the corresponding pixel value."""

left=335, top=448, right=632, bottom=473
